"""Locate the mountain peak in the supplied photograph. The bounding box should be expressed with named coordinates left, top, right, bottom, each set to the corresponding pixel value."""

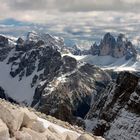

left=92, top=33, right=137, bottom=59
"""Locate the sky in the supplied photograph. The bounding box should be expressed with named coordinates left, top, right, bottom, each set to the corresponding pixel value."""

left=0, top=0, right=140, bottom=47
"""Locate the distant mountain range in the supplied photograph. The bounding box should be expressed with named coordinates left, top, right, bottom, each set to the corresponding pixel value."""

left=0, top=31, right=140, bottom=140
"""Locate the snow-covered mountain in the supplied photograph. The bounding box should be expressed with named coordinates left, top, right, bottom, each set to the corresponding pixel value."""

left=70, top=33, right=137, bottom=60
left=0, top=31, right=140, bottom=140
left=66, top=33, right=139, bottom=72
left=0, top=32, right=111, bottom=121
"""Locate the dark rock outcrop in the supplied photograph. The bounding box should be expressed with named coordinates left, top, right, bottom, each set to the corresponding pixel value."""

left=33, top=60, right=111, bottom=124
left=86, top=72, right=140, bottom=140
left=0, top=35, right=12, bottom=61
left=0, top=35, right=8, bottom=47
left=69, top=33, right=137, bottom=60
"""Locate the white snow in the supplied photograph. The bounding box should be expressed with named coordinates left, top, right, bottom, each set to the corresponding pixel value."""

left=62, top=53, right=85, bottom=61
left=63, top=53, right=140, bottom=72
left=85, top=119, right=98, bottom=132
left=0, top=49, right=43, bottom=105
left=105, top=108, right=140, bottom=140
left=38, top=117, right=80, bottom=135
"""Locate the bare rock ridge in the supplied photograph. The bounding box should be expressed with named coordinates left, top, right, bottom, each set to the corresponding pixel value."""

left=86, top=72, right=140, bottom=140
left=0, top=99, right=105, bottom=140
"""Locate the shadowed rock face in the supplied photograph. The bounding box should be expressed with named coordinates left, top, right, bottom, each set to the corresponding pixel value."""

left=34, top=62, right=111, bottom=123
left=86, top=72, right=140, bottom=140
left=0, top=35, right=12, bottom=61
left=96, top=33, right=137, bottom=60
left=0, top=35, right=8, bottom=47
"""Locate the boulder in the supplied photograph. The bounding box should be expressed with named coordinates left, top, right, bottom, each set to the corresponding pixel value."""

left=62, top=131, right=79, bottom=140
left=0, top=118, right=10, bottom=140
left=48, top=125, right=60, bottom=134
left=77, top=133, right=95, bottom=140
left=21, top=108, right=38, bottom=127
left=22, top=127, right=47, bottom=140
left=14, top=131, right=32, bottom=140
left=43, top=128, right=62, bottom=140
left=28, top=120, right=46, bottom=133
left=0, top=100, right=24, bottom=133
left=21, top=108, right=46, bottom=133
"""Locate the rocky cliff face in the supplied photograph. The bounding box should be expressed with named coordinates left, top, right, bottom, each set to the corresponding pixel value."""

left=85, top=72, right=140, bottom=140
left=35, top=62, right=110, bottom=123
left=71, top=33, right=137, bottom=60
left=0, top=32, right=111, bottom=124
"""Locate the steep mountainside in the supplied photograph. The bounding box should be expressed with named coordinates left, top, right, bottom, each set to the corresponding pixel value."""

left=0, top=32, right=111, bottom=123
left=85, top=72, right=140, bottom=140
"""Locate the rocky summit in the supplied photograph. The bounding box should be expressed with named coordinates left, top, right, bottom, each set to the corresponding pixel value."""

left=71, top=33, right=137, bottom=60
left=0, top=98, right=105, bottom=140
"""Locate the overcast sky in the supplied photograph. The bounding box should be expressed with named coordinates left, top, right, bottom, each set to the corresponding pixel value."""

left=0, top=0, right=140, bottom=22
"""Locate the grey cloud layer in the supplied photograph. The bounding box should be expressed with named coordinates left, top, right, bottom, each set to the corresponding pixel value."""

left=1, top=0, right=140, bottom=47
left=0, top=0, right=140, bottom=22
left=3, top=0, right=140, bottom=12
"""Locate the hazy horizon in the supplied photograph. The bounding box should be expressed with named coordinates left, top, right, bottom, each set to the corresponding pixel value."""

left=0, top=0, right=140, bottom=47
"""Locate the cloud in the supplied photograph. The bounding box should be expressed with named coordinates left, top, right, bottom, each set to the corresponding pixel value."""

left=6, top=0, right=140, bottom=12
left=0, top=0, right=139, bottom=23
left=0, top=0, right=140, bottom=48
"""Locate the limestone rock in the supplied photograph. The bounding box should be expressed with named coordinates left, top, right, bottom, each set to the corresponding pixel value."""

left=48, top=125, right=60, bottom=134
left=22, top=127, right=47, bottom=140
left=28, top=120, right=46, bottom=133
left=0, top=100, right=24, bottom=133
left=14, top=131, right=32, bottom=140
left=77, top=133, right=95, bottom=140
left=43, top=128, right=62, bottom=140
left=0, top=118, right=10, bottom=140
left=21, top=108, right=38, bottom=127
left=62, top=131, right=79, bottom=140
